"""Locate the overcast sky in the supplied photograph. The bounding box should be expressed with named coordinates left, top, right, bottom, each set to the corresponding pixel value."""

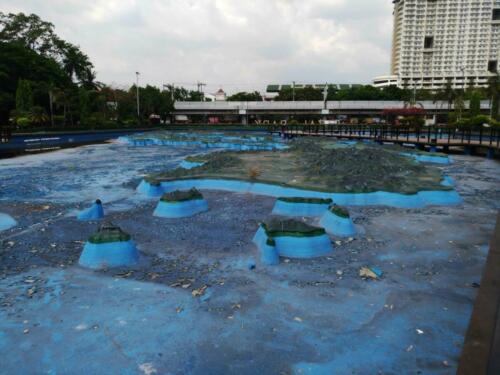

left=2, top=0, right=394, bottom=94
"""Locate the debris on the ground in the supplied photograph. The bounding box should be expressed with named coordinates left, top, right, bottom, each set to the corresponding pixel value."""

left=406, top=345, right=414, bottom=352
left=416, top=329, right=424, bottom=335
left=175, top=306, right=183, bottom=314
left=191, top=285, right=207, bottom=297
left=27, top=287, right=36, bottom=298
left=114, top=271, right=133, bottom=278
left=293, top=316, right=303, bottom=323
left=359, top=266, right=383, bottom=280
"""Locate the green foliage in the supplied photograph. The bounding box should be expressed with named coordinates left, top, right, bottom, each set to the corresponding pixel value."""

left=227, top=91, right=262, bottom=101
left=469, top=91, right=482, bottom=117
left=160, top=188, right=203, bottom=202
left=262, top=219, right=326, bottom=238
left=15, top=79, right=33, bottom=111
left=329, top=204, right=350, bottom=218
left=470, top=115, right=494, bottom=128
left=277, top=197, right=333, bottom=204
left=16, top=117, right=31, bottom=126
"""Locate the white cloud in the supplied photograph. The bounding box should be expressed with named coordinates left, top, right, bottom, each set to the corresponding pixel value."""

left=1, top=0, right=394, bottom=93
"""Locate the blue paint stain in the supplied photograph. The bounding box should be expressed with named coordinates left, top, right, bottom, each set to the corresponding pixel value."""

left=402, top=152, right=451, bottom=164
left=179, top=160, right=204, bottom=169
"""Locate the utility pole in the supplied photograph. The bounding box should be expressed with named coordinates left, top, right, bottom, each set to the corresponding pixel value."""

left=197, top=82, right=206, bottom=101
left=459, top=67, right=465, bottom=120
left=135, top=72, right=140, bottom=122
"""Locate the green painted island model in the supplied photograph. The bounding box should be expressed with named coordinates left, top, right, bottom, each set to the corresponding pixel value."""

left=253, top=218, right=333, bottom=259
left=79, top=224, right=139, bottom=269
left=154, top=188, right=209, bottom=218
left=146, top=139, right=451, bottom=195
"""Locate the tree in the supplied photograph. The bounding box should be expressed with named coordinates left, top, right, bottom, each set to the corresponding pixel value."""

left=469, top=90, right=482, bottom=117
left=15, top=79, right=33, bottom=112
left=486, top=74, right=499, bottom=119
left=227, top=91, right=262, bottom=101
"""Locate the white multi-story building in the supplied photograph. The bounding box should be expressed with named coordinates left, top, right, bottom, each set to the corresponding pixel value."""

left=374, top=0, right=500, bottom=90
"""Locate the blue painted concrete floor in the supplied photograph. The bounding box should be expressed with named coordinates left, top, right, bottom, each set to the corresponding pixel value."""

left=1, top=135, right=500, bottom=374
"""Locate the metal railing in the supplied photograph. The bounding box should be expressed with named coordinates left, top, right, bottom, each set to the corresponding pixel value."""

left=270, top=124, right=500, bottom=149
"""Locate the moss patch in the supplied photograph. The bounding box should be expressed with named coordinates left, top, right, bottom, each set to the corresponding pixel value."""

left=88, top=224, right=131, bottom=244
left=262, top=218, right=326, bottom=238
left=161, top=188, right=203, bottom=202
left=277, top=197, right=333, bottom=204
left=329, top=204, right=350, bottom=218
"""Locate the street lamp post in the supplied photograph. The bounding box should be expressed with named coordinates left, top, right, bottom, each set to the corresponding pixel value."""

left=135, top=72, right=140, bottom=122
left=459, top=67, right=465, bottom=120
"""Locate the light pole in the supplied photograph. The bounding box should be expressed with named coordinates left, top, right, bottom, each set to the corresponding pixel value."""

left=459, top=67, right=465, bottom=120
left=135, top=72, right=140, bottom=122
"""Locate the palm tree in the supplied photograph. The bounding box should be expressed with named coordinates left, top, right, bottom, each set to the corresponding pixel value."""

left=28, top=106, right=49, bottom=125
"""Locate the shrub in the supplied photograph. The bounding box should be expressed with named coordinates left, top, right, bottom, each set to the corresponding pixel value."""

left=248, top=166, right=262, bottom=180
left=16, top=117, right=31, bottom=127
left=470, top=115, right=493, bottom=128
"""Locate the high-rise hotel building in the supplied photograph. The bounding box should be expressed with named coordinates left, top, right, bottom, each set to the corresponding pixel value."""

left=373, top=0, right=500, bottom=90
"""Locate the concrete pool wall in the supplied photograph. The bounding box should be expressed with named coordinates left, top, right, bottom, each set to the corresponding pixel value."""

left=137, top=178, right=462, bottom=209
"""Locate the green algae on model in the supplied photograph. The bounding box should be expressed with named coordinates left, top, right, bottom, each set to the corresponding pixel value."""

left=262, top=218, right=326, bottom=238
left=160, top=188, right=204, bottom=202
left=88, top=224, right=131, bottom=244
